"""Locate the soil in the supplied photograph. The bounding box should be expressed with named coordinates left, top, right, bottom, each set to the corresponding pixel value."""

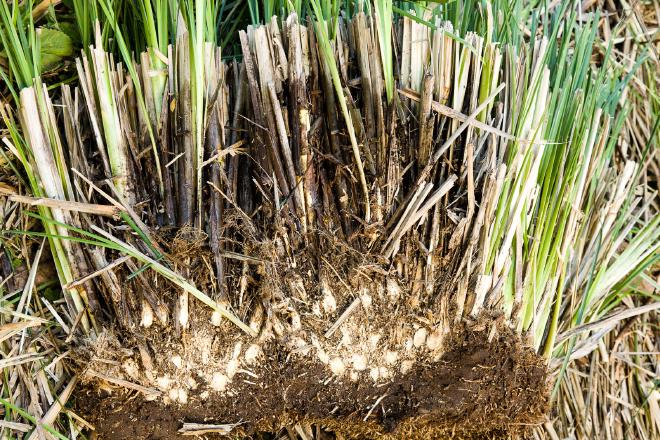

left=74, top=320, right=549, bottom=440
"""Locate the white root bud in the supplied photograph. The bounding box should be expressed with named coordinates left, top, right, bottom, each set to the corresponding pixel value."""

left=211, top=310, right=222, bottom=326
left=360, top=292, right=372, bottom=310
left=321, top=281, right=336, bottom=314
left=244, top=344, right=262, bottom=365
left=140, top=300, right=153, bottom=328
left=386, top=278, right=401, bottom=303
left=156, top=376, right=172, bottom=391
left=226, top=359, right=239, bottom=379
left=155, top=303, right=169, bottom=325
left=317, top=348, right=329, bottom=364
left=171, top=355, right=183, bottom=369
left=379, top=366, right=391, bottom=379
left=329, top=357, right=345, bottom=376
left=288, top=309, right=302, bottom=331
left=232, top=342, right=243, bottom=359
left=186, top=376, right=198, bottom=390
left=211, top=372, right=228, bottom=392
left=249, top=303, right=264, bottom=333
left=351, top=354, right=367, bottom=371
left=384, top=351, right=398, bottom=365
left=413, top=327, right=428, bottom=348
left=178, top=293, right=189, bottom=329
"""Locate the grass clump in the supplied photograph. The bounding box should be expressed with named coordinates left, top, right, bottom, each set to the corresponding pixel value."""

left=0, top=1, right=657, bottom=439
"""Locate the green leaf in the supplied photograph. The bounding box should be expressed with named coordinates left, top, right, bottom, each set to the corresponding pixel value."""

left=38, top=28, right=73, bottom=70
left=57, top=21, right=82, bottom=46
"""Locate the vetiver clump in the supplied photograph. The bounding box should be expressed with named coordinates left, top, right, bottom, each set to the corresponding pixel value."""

left=0, top=1, right=657, bottom=439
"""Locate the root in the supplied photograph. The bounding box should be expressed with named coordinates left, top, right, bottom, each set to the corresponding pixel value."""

left=75, top=317, right=549, bottom=439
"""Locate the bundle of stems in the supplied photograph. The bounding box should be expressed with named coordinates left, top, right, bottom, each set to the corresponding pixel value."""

left=0, top=1, right=94, bottom=335
left=0, top=0, right=657, bottom=438
left=0, top=200, right=82, bottom=440
left=536, top=2, right=659, bottom=438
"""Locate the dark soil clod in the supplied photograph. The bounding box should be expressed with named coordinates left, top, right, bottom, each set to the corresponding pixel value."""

left=75, top=321, right=549, bottom=439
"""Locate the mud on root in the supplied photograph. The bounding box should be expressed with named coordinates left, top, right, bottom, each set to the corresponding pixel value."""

left=74, top=317, right=549, bottom=440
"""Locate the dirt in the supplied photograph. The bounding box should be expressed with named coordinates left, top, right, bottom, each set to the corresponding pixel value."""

left=74, top=320, right=549, bottom=440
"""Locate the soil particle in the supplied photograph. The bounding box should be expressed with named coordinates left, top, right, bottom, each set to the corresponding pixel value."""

left=75, top=320, right=549, bottom=439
